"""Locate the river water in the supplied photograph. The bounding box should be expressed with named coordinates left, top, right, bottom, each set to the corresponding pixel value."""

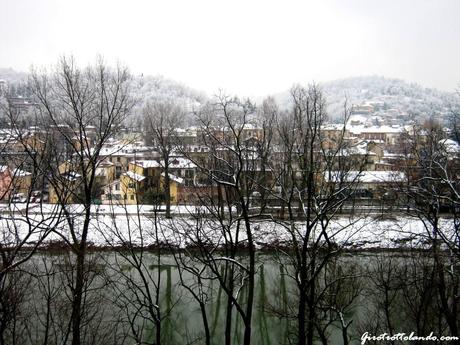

left=8, top=250, right=454, bottom=345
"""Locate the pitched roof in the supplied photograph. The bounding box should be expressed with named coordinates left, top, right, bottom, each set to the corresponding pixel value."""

left=133, top=160, right=161, bottom=168
left=123, top=171, right=146, bottom=182
left=161, top=172, right=184, bottom=184
left=325, top=170, right=405, bottom=183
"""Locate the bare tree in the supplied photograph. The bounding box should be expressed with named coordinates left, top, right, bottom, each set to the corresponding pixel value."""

left=168, top=216, right=213, bottom=345
left=397, top=120, right=460, bottom=340
left=143, top=100, right=184, bottom=217
left=0, top=91, right=64, bottom=345
left=96, top=183, right=182, bottom=345
left=171, top=92, right=271, bottom=345
left=268, top=84, right=365, bottom=345
left=27, top=56, right=133, bottom=345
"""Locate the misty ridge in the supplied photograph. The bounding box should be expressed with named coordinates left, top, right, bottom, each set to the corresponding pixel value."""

left=1, top=66, right=458, bottom=126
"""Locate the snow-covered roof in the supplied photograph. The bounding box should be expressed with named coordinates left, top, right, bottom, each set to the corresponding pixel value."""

left=348, top=141, right=376, bottom=156
left=123, top=171, right=146, bottom=182
left=186, top=145, right=210, bottom=153
left=133, top=160, right=161, bottom=168
left=171, top=127, right=200, bottom=137
left=97, top=160, right=114, bottom=167
left=347, top=114, right=368, bottom=125
left=99, top=144, right=155, bottom=156
left=348, top=124, right=404, bottom=136
left=382, top=151, right=404, bottom=158
left=325, top=170, right=405, bottom=183
left=440, top=139, right=460, bottom=154
left=166, top=157, right=197, bottom=169
left=12, top=168, right=31, bottom=177
left=161, top=172, right=184, bottom=184
left=360, top=126, right=403, bottom=134
left=241, top=123, right=260, bottom=130
left=0, top=166, right=31, bottom=177
left=363, top=139, right=385, bottom=145
left=322, top=124, right=345, bottom=131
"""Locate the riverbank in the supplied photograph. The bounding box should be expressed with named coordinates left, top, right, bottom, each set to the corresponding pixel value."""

left=1, top=203, right=454, bottom=250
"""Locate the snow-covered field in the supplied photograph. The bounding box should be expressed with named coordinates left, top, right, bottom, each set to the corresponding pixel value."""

left=0, top=203, right=454, bottom=250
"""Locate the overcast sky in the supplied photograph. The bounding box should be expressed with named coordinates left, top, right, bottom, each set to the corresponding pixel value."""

left=1, top=0, right=459, bottom=97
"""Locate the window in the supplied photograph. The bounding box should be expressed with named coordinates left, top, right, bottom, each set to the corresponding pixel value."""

left=130, top=195, right=134, bottom=200
left=115, top=183, right=119, bottom=191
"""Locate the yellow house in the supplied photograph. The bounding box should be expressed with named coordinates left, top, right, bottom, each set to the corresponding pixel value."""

left=120, top=160, right=161, bottom=204
left=49, top=159, right=115, bottom=204
left=120, top=170, right=146, bottom=204
left=11, top=168, right=32, bottom=195
left=22, top=132, right=45, bottom=152
left=48, top=171, right=82, bottom=204
left=95, top=161, right=116, bottom=187
left=101, top=179, right=123, bottom=204
left=99, top=142, right=159, bottom=178
left=50, top=160, right=96, bottom=204
left=57, top=160, right=78, bottom=174
left=160, top=173, right=184, bottom=204
left=120, top=160, right=186, bottom=205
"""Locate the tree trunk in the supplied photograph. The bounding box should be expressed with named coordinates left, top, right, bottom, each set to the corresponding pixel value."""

left=242, top=202, right=255, bottom=345
left=306, top=285, right=316, bottom=345
left=71, top=204, right=91, bottom=345
left=298, top=284, right=307, bottom=345
left=224, top=266, right=234, bottom=345
left=199, top=300, right=211, bottom=345
left=164, top=161, right=171, bottom=218
left=71, top=250, right=85, bottom=345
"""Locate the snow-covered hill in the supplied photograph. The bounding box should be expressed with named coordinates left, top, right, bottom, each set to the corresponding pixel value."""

left=0, top=68, right=208, bottom=127
left=323, top=76, right=458, bottom=122
left=0, top=68, right=31, bottom=97
left=0, top=68, right=28, bottom=84
left=129, top=74, right=208, bottom=127
left=272, top=76, right=458, bottom=123
left=1, top=69, right=458, bottom=125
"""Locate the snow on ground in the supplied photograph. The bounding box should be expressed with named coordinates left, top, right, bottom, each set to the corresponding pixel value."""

left=0, top=203, right=455, bottom=250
